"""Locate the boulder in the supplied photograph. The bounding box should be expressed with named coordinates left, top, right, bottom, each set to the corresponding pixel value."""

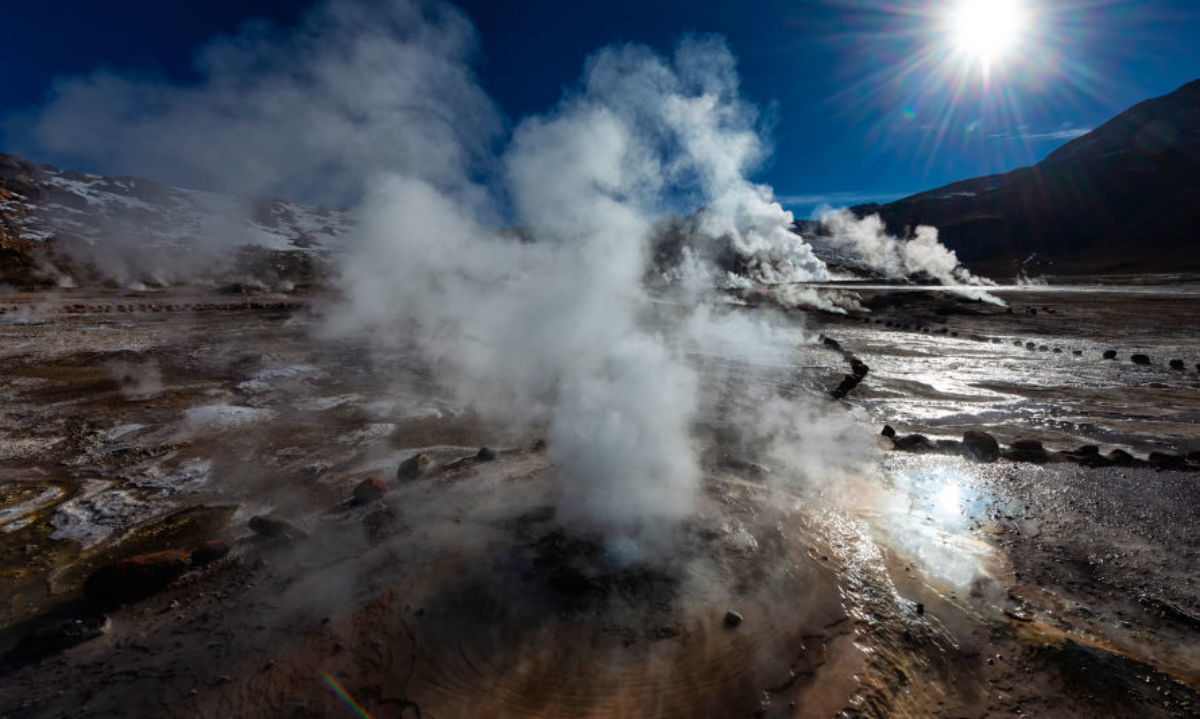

left=1103, top=350, right=1117, bottom=360
left=830, top=374, right=862, bottom=399
left=880, top=425, right=896, bottom=438
left=190, top=539, right=232, bottom=566
left=4, top=613, right=110, bottom=665
left=83, top=550, right=190, bottom=605
left=1148, top=452, right=1189, bottom=471
left=893, top=434, right=933, bottom=452
left=1131, top=354, right=1151, bottom=365
left=1005, top=439, right=1048, bottom=463
left=962, top=430, right=1000, bottom=462
left=1169, top=359, right=1185, bottom=370
left=352, top=477, right=387, bottom=504
left=850, top=359, right=870, bottom=378
left=476, top=446, right=497, bottom=461
left=396, top=453, right=430, bottom=481
left=1107, top=449, right=1138, bottom=467
left=248, top=515, right=306, bottom=541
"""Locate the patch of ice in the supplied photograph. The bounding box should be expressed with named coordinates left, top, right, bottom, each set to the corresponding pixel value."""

left=183, top=405, right=273, bottom=433
left=295, top=393, right=362, bottom=412
left=0, top=485, right=65, bottom=526
left=104, top=423, right=147, bottom=441
left=128, top=458, right=212, bottom=493
left=50, top=487, right=156, bottom=548
left=338, top=423, right=397, bottom=445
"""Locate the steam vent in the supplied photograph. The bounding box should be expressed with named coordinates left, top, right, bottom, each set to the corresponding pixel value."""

left=2, top=1, right=1200, bottom=717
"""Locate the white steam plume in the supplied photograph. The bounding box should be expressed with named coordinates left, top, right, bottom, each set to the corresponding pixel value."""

left=16, top=0, right=868, bottom=552
left=818, top=208, right=1003, bottom=304
left=10, top=0, right=499, bottom=207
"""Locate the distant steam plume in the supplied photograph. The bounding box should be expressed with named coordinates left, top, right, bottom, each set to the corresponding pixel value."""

left=817, top=209, right=1003, bottom=304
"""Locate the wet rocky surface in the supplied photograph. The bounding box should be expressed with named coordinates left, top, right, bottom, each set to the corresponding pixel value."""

left=0, top=282, right=1197, bottom=717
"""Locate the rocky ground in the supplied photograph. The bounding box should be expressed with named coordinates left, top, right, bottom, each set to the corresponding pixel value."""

left=0, top=282, right=1197, bottom=718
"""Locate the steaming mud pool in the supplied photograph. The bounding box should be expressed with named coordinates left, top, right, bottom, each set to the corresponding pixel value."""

left=1, top=281, right=1199, bottom=718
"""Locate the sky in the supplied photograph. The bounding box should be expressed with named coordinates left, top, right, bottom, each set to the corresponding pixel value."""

left=2, top=0, right=1197, bottom=217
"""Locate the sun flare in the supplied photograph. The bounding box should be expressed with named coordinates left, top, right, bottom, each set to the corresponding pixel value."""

left=946, top=0, right=1028, bottom=74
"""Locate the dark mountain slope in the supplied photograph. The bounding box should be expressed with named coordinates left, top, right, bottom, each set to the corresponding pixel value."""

left=853, top=78, right=1200, bottom=275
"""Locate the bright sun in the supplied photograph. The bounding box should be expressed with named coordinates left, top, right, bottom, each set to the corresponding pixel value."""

left=947, top=0, right=1028, bottom=73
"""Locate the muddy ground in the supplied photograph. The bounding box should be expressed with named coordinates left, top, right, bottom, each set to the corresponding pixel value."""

left=0, top=283, right=1197, bottom=718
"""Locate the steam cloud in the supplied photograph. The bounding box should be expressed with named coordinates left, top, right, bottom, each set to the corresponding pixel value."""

left=817, top=209, right=1003, bottom=304
left=13, top=0, right=884, bottom=553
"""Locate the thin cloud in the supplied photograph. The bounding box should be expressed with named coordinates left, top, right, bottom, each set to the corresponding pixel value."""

left=989, top=126, right=1093, bottom=141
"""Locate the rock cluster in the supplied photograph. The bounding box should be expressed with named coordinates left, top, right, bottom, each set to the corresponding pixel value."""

left=884, top=427, right=1200, bottom=471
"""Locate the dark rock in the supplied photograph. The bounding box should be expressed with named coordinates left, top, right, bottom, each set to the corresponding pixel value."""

left=915, top=602, right=925, bottom=615
left=1072, top=350, right=1082, bottom=356
left=819, top=336, right=841, bottom=351
left=830, top=374, right=862, bottom=399
left=881, top=425, right=896, bottom=438
left=1052, top=347, right=1062, bottom=354
left=396, top=453, right=430, bottom=481
left=1038, top=345, right=1049, bottom=352
left=849, top=359, right=870, bottom=378
left=190, top=539, right=232, bottom=566
left=1026, top=342, right=1036, bottom=350
left=4, top=613, right=110, bottom=665
left=1107, top=449, right=1138, bottom=467
left=1148, top=452, right=1189, bottom=471
left=893, top=434, right=933, bottom=452
left=1103, top=350, right=1117, bottom=360
left=962, top=430, right=1000, bottom=463
left=1131, top=354, right=1151, bottom=365
left=724, top=610, right=743, bottom=628
left=248, top=515, right=305, bottom=541
left=83, top=551, right=190, bottom=605
left=476, top=446, right=497, bottom=461
left=1070, top=445, right=1100, bottom=457
left=1169, top=359, right=1185, bottom=370
left=1005, top=439, right=1048, bottom=463
left=352, top=477, right=387, bottom=504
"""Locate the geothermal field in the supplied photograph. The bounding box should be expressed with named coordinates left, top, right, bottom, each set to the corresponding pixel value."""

left=2, top=1, right=1200, bottom=717
left=0, top=275, right=1198, bottom=719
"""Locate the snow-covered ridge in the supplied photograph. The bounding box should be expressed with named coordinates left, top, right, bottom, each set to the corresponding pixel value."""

left=0, top=153, right=355, bottom=253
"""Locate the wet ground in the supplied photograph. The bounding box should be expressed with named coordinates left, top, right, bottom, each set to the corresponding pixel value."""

left=0, top=281, right=1197, bottom=717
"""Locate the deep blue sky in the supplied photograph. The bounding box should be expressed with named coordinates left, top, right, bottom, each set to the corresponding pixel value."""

left=3, top=0, right=1198, bottom=215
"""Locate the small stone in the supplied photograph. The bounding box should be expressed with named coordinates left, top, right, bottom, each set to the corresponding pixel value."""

left=915, top=603, right=925, bottom=615
left=1103, top=350, right=1117, bottom=360
left=1169, top=359, right=1185, bottom=370
left=190, top=539, right=232, bottom=566
left=83, top=551, right=190, bottom=605
left=881, top=425, right=896, bottom=438
left=476, top=446, right=497, bottom=461
left=352, top=477, right=387, bottom=504
left=1131, top=354, right=1151, bottom=365
left=249, top=515, right=305, bottom=541
left=724, top=610, right=743, bottom=628
left=396, top=453, right=430, bottom=481
left=962, top=430, right=1000, bottom=463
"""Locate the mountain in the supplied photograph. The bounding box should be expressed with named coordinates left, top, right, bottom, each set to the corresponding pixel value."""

left=0, top=154, right=353, bottom=288
left=851, top=78, right=1200, bottom=276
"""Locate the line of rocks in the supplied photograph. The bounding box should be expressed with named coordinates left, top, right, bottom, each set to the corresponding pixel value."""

left=819, top=335, right=871, bottom=400
left=845, top=315, right=1199, bottom=371
left=882, top=425, right=1200, bottom=471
